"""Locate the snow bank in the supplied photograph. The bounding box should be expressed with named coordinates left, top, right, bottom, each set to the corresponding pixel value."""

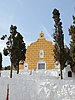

left=0, top=70, right=75, bottom=100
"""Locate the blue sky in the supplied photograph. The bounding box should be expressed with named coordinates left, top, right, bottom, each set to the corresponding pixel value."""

left=0, top=0, right=75, bottom=66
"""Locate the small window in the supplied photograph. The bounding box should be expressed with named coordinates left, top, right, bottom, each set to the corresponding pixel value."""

left=68, top=71, right=72, bottom=77
left=40, top=50, right=44, bottom=58
left=24, top=63, right=28, bottom=68
left=25, top=65, right=27, bottom=67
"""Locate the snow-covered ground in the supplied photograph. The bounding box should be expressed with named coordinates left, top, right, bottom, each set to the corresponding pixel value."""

left=0, top=70, right=75, bottom=100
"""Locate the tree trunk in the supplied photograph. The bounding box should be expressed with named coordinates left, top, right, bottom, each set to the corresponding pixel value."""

left=0, top=66, right=2, bottom=77
left=60, top=64, right=63, bottom=79
left=60, top=47, right=63, bottom=79
left=0, top=70, right=1, bottom=77
left=10, top=63, right=13, bottom=78
left=17, top=62, right=19, bottom=74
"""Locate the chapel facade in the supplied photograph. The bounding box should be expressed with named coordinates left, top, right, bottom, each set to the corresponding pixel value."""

left=19, top=32, right=55, bottom=70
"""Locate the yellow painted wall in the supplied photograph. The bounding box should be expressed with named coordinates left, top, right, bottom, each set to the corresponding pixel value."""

left=19, top=32, right=55, bottom=70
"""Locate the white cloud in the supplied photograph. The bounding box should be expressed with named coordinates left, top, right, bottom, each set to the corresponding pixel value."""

left=41, top=24, right=53, bottom=41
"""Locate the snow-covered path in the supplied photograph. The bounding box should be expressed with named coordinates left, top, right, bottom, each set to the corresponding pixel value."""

left=0, top=70, right=75, bottom=100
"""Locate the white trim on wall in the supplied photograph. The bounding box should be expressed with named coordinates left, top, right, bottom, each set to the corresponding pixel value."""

left=39, top=50, right=44, bottom=58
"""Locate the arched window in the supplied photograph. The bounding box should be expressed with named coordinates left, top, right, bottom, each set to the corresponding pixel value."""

left=68, top=71, right=72, bottom=77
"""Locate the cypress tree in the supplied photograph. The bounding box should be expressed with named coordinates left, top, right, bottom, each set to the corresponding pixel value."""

left=69, top=16, right=75, bottom=73
left=52, top=9, right=65, bottom=79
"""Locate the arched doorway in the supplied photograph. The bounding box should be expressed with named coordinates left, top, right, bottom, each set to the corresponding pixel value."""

left=37, top=60, right=46, bottom=70
left=68, top=71, right=72, bottom=77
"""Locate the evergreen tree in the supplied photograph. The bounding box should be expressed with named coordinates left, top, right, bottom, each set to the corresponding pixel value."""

left=0, top=52, right=2, bottom=70
left=53, top=43, right=60, bottom=62
left=0, top=35, right=7, bottom=40
left=0, top=52, right=2, bottom=77
left=69, top=16, right=75, bottom=73
left=0, top=35, right=7, bottom=77
left=64, top=45, right=71, bottom=66
left=3, top=25, right=26, bottom=77
left=52, top=9, right=66, bottom=79
left=11, top=32, right=26, bottom=74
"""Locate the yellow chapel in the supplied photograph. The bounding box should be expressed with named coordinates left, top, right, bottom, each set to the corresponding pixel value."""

left=19, top=32, right=55, bottom=70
